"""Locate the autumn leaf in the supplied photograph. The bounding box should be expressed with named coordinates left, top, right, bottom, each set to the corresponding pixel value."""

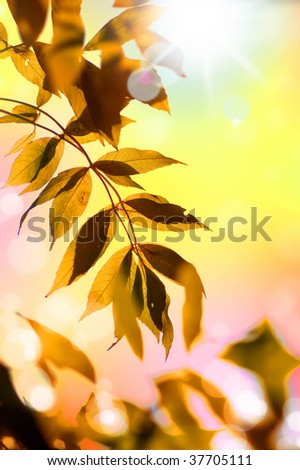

left=136, top=29, right=185, bottom=77
left=24, top=317, right=95, bottom=383
left=156, top=375, right=215, bottom=449
left=84, top=5, right=166, bottom=51
left=7, top=0, right=49, bottom=46
left=19, top=167, right=88, bottom=231
left=48, top=208, right=116, bottom=295
left=111, top=250, right=143, bottom=359
left=5, top=128, right=36, bottom=157
left=0, top=22, right=12, bottom=59
left=46, top=0, right=84, bottom=89
left=50, top=168, right=92, bottom=243
left=95, top=148, right=181, bottom=174
left=0, top=104, right=39, bottom=124
left=5, top=137, right=64, bottom=191
left=221, top=322, right=300, bottom=417
left=140, top=244, right=204, bottom=350
left=120, top=193, right=204, bottom=232
left=82, top=246, right=132, bottom=319
left=11, top=46, right=52, bottom=93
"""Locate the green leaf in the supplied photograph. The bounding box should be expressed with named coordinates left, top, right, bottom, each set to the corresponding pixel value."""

left=0, top=104, right=39, bottom=124
left=96, top=148, right=182, bottom=174
left=48, top=208, right=116, bottom=295
left=25, top=317, right=95, bottom=383
left=121, top=193, right=204, bottom=232
left=82, top=246, right=131, bottom=319
left=221, top=322, right=300, bottom=417
left=5, top=137, right=64, bottom=191
left=85, top=5, right=165, bottom=50
left=19, top=167, right=87, bottom=231
left=7, top=0, right=49, bottom=46
left=50, top=168, right=92, bottom=243
left=48, top=0, right=84, bottom=89
left=140, top=244, right=204, bottom=350
left=5, top=128, right=36, bottom=156
left=111, top=250, right=144, bottom=359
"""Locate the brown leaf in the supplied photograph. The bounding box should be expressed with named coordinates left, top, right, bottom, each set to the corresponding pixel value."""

left=7, top=0, right=49, bottom=46
left=140, top=244, right=204, bottom=350
left=48, top=208, right=116, bottom=295
left=85, top=5, right=166, bottom=51
left=47, top=0, right=84, bottom=89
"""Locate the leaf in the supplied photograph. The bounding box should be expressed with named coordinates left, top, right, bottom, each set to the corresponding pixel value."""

left=5, top=137, right=64, bottom=191
left=0, top=104, right=39, bottom=124
left=221, top=322, right=300, bottom=417
left=96, top=148, right=181, bottom=174
left=46, top=0, right=84, bottom=89
left=0, top=23, right=12, bottom=59
left=50, top=168, right=92, bottom=243
left=25, top=317, right=95, bottom=382
left=36, top=87, right=52, bottom=107
left=103, top=173, right=144, bottom=190
left=85, top=5, right=165, bottom=51
left=121, top=193, right=204, bottom=232
left=82, top=246, right=131, bottom=319
left=136, top=29, right=185, bottom=77
left=19, top=167, right=87, bottom=231
left=65, top=116, right=99, bottom=145
left=5, top=128, right=36, bottom=156
left=48, top=208, right=116, bottom=295
left=11, top=46, right=50, bottom=89
left=112, top=250, right=143, bottom=359
left=140, top=244, right=204, bottom=350
left=7, top=0, right=49, bottom=46
left=155, top=375, right=215, bottom=449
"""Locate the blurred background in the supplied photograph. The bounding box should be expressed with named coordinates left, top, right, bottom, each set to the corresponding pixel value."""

left=0, top=0, right=300, bottom=449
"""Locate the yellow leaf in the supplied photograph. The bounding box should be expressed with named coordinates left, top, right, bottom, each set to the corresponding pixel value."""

left=82, top=246, right=131, bottom=319
left=50, top=168, right=92, bottom=243
left=5, top=137, right=64, bottom=190
left=5, top=129, right=36, bottom=157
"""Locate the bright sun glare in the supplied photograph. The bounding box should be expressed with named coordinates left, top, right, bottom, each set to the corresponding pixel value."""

left=156, top=0, right=259, bottom=76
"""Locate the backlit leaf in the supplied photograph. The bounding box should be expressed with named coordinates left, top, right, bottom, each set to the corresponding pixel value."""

left=121, top=193, right=204, bottom=232
left=11, top=46, right=50, bottom=89
left=47, top=0, right=84, bottom=89
left=36, top=87, right=52, bottom=107
left=136, top=29, right=185, bottom=77
left=222, top=322, right=300, bottom=416
left=25, top=317, right=95, bottom=382
left=0, top=104, right=39, bottom=124
left=112, top=250, right=143, bottom=359
left=0, top=23, right=12, bottom=59
left=19, top=167, right=87, bottom=231
left=50, top=168, right=92, bottom=243
left=96, top=148, right=181, bottom=174
left=7, top=0, right=49, bottom=46
left=48, top=208, right=116, bottom=295
left=5, top=137, right=64, bottom=191
left=85, top=5, right=165, bottom=51
left=5, top=128, right=36, bottom=157
left=156, top=375, right=214, bottom=449
left=140, top=243, right=204, bottom=350
left=82, top=246, right=131, bottom=319
left=103, top=173, right=144, bottom=190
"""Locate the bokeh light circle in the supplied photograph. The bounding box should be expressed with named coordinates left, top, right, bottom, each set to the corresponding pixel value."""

left=127, top=67, right=161, bottom=102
